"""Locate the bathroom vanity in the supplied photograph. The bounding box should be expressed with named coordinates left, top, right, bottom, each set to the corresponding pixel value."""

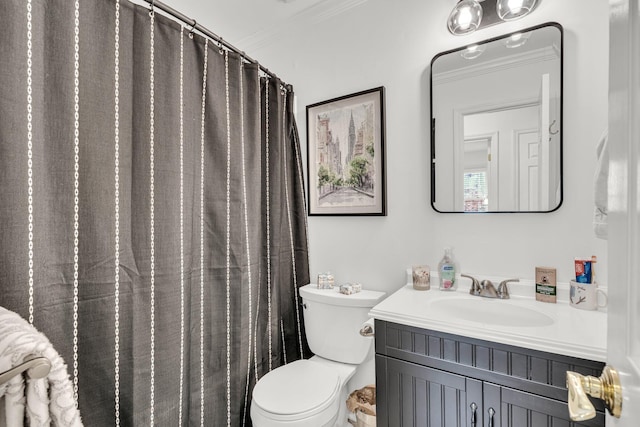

left=369, top=281, right=607, bottom=426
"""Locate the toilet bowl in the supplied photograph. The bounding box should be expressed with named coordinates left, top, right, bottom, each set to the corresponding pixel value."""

left=250, top=285, right=386, bottom=427
left=251, top=357, right=356, bottom=427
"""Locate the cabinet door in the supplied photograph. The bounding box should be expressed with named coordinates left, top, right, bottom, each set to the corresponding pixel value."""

left=377, top=355, right=483, bottom=427
left=483, top=383, right=605, bottom=427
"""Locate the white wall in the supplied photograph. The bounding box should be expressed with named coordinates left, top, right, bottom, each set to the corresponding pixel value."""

left=250, top=0, right=610, bottom=294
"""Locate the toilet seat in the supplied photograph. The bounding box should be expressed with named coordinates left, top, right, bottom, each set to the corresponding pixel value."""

left=252, top=359, right=341, bottom=424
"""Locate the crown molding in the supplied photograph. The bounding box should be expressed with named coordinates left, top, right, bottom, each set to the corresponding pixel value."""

left=433, top=46, right=559, bottom=85
left=238, top=0, right=369, bottom=52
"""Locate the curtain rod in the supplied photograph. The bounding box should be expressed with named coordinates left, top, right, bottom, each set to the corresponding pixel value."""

left=141, top=0, right=290, bottom=89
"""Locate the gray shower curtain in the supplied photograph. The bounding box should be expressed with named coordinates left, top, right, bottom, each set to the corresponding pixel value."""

left=0, top=0, right=310, bottom=425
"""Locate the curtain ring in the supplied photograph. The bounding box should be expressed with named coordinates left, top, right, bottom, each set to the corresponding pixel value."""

left=217, top=37, right=224, bottom=54
left=149, top=0, right=155, bottom=17
left=188, top=19, right=196, bottom=39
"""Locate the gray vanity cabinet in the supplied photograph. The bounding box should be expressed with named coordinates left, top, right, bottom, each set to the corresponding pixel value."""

left=375, top=320, right=605, bottom=427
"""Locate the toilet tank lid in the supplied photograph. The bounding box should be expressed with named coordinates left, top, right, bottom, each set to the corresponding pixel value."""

left=300, top=284, right=385, bottom=308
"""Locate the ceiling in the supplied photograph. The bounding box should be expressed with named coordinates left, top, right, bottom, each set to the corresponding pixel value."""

left=157, top=0, right=369, bottom=54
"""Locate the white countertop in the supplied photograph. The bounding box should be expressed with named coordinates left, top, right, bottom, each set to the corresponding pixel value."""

left=369, top=280, right=607, bottom=362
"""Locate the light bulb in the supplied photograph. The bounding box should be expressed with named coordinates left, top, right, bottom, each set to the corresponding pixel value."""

left=447, top=0, right=483, bottom=35
left=458, top=8, right=473, bottom=29
left=496, top=0, right=537, bottom=21
left=508, top=0, right=524, bottom=13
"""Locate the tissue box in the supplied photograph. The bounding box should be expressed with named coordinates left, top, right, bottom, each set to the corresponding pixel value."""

left=317, top=272, right=334, bottom=289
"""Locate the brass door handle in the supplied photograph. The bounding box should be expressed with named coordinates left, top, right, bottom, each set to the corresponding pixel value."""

left=566, top=365, right=622, bottom=421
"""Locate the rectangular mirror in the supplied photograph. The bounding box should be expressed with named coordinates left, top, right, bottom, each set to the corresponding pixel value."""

left=431, top=22, right=563, bottom=213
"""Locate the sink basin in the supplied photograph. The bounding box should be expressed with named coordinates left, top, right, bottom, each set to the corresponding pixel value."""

left=430, top=298, right=554, bottom=327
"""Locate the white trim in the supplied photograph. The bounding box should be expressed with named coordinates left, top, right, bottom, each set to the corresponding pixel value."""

left=607, top=0, right=640, bottom=421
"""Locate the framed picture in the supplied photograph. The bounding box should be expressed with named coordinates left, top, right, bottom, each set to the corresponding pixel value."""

left=306, top=87, right=386, bottom=216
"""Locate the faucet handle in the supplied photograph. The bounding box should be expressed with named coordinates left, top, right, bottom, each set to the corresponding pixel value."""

left=461, top=274, right=481, bottom=295
left=497, top=278, right=519, bottom=299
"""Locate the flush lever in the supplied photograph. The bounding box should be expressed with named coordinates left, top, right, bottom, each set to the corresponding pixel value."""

left=359, top=324, right=374, bottom=337
left=566, top=365, right=622, bottom=420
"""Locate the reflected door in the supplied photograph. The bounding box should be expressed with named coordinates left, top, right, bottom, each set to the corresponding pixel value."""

left=517, top=130, right=541, bottom=210
left=463, top=105, right=538, bottom=211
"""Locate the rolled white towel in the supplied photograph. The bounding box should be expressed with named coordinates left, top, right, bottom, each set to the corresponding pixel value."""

left=0, top=307, right=83, bottom=427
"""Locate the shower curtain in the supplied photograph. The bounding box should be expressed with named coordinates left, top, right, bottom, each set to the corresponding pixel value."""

left=0, top=0, right=310, bottom=425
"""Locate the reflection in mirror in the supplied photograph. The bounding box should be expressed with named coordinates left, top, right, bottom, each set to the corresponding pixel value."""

left=431, top=23, right=563, bottom=213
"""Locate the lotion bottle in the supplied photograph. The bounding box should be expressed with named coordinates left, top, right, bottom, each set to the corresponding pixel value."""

left=438, top=247, right=457, bottom=291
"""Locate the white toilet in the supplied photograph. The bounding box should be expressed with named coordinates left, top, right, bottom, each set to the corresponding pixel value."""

left=251, top=284, right=386, bottom=427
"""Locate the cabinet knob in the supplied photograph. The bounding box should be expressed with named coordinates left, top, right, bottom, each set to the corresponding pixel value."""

left=487, top=407, right=495, bottom=427
left=469, top=402, right=477, bottom=426
left=566, top=365, right=622, bottom=420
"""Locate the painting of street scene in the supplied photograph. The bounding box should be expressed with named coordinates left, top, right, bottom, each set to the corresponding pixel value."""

left=306, top=87, right=386, bottom=215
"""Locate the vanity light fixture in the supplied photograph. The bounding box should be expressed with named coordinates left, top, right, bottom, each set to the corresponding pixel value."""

left=447, top=0, right=540, bottom=36
left=447, top=0, right=483, bottom=35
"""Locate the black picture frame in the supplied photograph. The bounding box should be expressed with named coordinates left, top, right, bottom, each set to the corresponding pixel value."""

left=306, top=87, right=386, bottom=216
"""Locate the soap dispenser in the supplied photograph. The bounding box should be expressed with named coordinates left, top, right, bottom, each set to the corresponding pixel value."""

left=438, top=247, right=457, bottom=291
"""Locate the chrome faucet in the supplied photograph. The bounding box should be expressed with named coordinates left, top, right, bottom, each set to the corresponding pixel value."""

left=461, top=275, right=519, bottom=299
left=480, top=279, right=498, bottom=298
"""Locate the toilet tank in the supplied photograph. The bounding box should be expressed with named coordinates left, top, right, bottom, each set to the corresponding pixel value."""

left=299, top=284, right=385, bottom=364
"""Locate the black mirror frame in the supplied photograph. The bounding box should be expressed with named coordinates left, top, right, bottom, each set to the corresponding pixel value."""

left=430, top=22, right=564, bottom=214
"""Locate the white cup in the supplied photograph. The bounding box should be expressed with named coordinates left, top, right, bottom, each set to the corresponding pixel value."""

left=569, top=281, right=607, bottom=310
